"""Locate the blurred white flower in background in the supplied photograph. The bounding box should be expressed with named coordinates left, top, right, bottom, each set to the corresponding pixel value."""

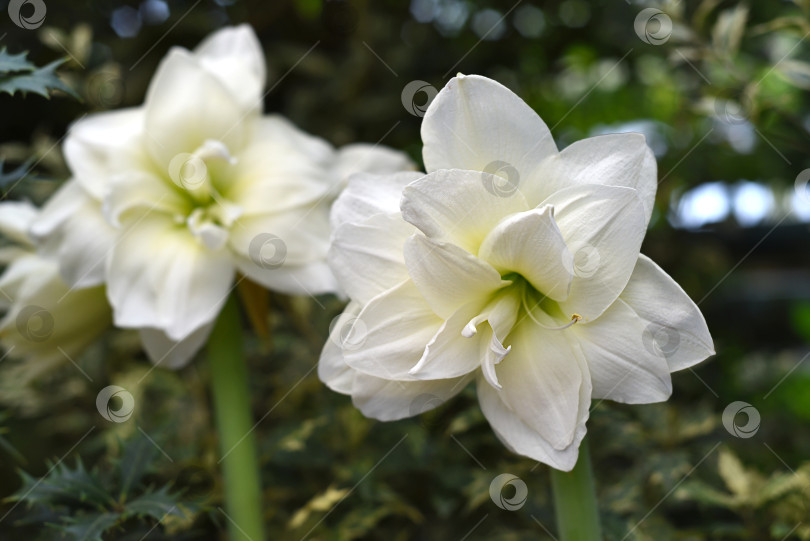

left=30, top=25, right=412, bottom=368
left=320, top=74, right=714, bottom=471
left=0, top=201, right=111, bottom=388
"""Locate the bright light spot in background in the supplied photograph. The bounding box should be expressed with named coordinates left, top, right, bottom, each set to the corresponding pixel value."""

left=672, top=182, right=731, bottom=229
left=513, top=5, right=545, bottom=38
left=410, top=0, right=469, bottom=35
left=111, top=6, right=142, bottom=38
left=472, top=9, right=507, bottom=40
left=590, top=120, right=669, bottom=157
left=140, top=0, right=170, bottom=25
left=791, top=179, right=810, bottom=222
left=732, top=181, right=775, bottom=227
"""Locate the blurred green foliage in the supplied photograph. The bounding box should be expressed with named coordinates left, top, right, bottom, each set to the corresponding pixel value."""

left=1, top=0, right=809, bottom=539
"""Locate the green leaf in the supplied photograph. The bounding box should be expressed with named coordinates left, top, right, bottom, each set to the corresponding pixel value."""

left=712, top=5, right=749, bottom=54
left=0, top=158, right=35, bottom=190
left=117, top=431, right=159, bottom=498
left=60, top=512, right=119, bottom=541
left=0, top=47, right=35, bottom=73
left=10, top=460, right=113, bottom=508
left=123, top=486, right=192, bottom=521
left=779, top=59, right=810, bottom=90
left=0, top=58, right=79, bottom=99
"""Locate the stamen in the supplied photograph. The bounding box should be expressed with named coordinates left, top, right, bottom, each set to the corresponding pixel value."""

left=522, top=289, right=582, bottom=330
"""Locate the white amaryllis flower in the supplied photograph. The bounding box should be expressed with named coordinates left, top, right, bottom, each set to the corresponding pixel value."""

left=30, top=25, right=412, bottom=368
left=320, top=74, right=714, bottom=470
left=0, top=201, right=111, bottom=371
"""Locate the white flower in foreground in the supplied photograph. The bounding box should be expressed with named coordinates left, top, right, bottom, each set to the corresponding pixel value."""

left=0, top=201, right=111, bottom=371
left=30, top=25, right=412, bottom=368
left=320, top=74, right=714, bottom=471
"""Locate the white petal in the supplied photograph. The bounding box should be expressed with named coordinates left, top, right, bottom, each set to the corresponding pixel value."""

left=139, top=323, right=213, bottom=370
left=421, top=74, right=557, bottom=178
left=329, top=212, right=414, bottom=305
left=227, top=116, right=335, bottom=216
left=330, top=171, right=423, bottom=230
left=409, top=301, right=486, bottom=379
left=342, top=279, right=442, bottom=380
left=476, top=373, right=588, bottom=472
left=229, top=202, right=331, bottom=268
left=494, top=318, right=591, bottom=450
left=478, top=205, right=573, bottom=302
left=106, top=214, right=234, bottom=341
left=543, top=184, right=647, bottom=321
left=620, top=255, right=714, bottom=372
left=0, top=201, right=37, bottom=246
left=319, top=301, right=362, bottom=395
left=193, top=25, right=266, bottom=112
left=352, top=371, right=472, bottom=422
left=401, top=168, right=530, bottom=255
left=62, top=108, right=148, bottom=199
left=102, top=170, right=189, bottom=227
left=144, top=49, right=253, bottom=168
left=332, top=143, right=415, bottom=189
left=30, top=181, right=117, bottom=288
left=529, top=133, right=657, bottom=224
left=235, top=256, right=338, bottom=296
left=404, top=234, right=506, bottom=319
left=573, top=298, right=672, bottom=403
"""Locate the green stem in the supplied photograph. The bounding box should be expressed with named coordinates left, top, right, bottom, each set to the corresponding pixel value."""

left=550, top=436, right=602, bottom=540
left=208, top=296, right=265, bottom=541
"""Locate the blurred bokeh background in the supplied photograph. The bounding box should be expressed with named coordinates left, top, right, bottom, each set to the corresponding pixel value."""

left=1, top=0, right=809, bottom=539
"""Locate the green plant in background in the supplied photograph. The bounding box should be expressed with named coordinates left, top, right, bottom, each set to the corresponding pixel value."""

left=0, top=48, right=77, bottom=99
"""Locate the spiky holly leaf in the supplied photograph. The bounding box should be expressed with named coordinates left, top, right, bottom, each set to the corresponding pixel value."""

left=11, top=460, right=113, bottom=508
left=0, top=58, right=78, bottom=99
left=60, top=512, right=119, bottom=541
left=0, top=47, right=35, bottom=73
left=117, top=431, right=160, bottom=498
left=123, top=485, right=195, bottom=521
